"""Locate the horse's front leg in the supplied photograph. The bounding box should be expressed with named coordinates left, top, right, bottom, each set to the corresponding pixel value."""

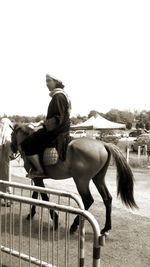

left=49, top=209, right=59, bottom=230
left=26, top=190, right=38, bottom=220
left=32, top=178, right=59, bottom=230
left=26, top=178, right=44, bottom=220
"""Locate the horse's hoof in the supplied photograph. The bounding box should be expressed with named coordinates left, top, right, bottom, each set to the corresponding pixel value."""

left=26, top=214, right=34, bottom=220
left=70, top=225, right=78, bottom=234
left=26, top=214, right=30, bottom=220
left=101, top=228, right=110, bottom=237
left=103, top=231, right=110, bottom=237
left=26, top=214, right=31, bottom=220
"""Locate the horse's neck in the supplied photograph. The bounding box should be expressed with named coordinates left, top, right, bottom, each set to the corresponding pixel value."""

left=17, top=130, right=30, bottom=145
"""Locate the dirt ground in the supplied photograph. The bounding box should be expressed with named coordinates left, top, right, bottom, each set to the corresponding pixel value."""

left=10, top=160, right=150, bottom=267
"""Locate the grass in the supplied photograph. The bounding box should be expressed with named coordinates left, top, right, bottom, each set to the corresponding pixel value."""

left=114, top=138, right=150, bottom=169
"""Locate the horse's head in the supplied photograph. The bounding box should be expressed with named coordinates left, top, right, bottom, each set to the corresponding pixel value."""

left=11, top=123, right=34, bottom=154
left=11, top=124, right=20, bottom=154
left=0, top=118, right=17, bottom=160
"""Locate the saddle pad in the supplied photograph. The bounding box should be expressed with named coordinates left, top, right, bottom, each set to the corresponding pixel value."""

left=43, top=147, right=59, bottom=165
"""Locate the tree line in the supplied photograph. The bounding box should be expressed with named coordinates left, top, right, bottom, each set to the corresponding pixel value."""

left=71, top=109, right=150, bottom=130
left=1, top=109, right=150, bottom=130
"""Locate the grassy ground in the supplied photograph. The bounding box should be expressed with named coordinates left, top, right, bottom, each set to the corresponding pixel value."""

left=117, top=138, right=150, bottom=168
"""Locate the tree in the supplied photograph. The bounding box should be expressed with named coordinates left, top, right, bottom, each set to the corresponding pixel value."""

left=145, top=122, right=150, bottom=131
left=105, top=109, right=120, bottom=122
left=88, top=110, right=99, bottom=118
left=126, top=122, right=132, bottom=130
left=136, top=121, right=145, bottom=129
left=35, top=115, right=45, bottom=122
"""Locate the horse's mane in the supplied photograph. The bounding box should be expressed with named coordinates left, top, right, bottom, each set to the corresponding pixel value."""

left=14, top=123, right=35, bottom=136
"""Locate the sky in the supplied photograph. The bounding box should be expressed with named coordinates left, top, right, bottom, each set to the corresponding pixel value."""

left=0, top=0, right=150, bottom=117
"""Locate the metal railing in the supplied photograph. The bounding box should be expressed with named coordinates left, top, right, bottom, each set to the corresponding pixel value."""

left=0, top=180, right=84, bottom=209
left=0, top=181, right=104, bottom=267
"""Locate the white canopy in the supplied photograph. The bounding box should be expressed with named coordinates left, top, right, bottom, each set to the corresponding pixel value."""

left=71, top=115, right=126, bottom=130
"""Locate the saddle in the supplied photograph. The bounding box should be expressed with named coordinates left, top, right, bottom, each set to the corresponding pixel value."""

left=42, top=133, right=71, bottom=166
left=43, top=147, right=59, bottom=165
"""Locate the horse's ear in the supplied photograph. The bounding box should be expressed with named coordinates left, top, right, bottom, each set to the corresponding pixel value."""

left=14, top=123, right=20, bottom=130
left=13, top=123, right=24, bottom=133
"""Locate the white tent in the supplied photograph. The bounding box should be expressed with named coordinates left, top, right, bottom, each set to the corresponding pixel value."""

left=71, top=115, right=126, bottom=130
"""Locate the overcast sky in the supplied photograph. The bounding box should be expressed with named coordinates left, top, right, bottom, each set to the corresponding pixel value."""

left=0, top=0, right=150, bottom=117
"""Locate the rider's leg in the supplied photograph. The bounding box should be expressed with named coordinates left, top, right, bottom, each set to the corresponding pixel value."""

left=18, top=144, right=45, bottom=177
left=26, top=154, right=44, bottom=174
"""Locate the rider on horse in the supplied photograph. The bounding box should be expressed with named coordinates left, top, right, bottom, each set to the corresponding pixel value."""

left=19, top=74, right=71, bottom=177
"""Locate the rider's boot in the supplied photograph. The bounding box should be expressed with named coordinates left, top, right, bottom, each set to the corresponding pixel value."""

left=26, top=154, right=46, bottom=178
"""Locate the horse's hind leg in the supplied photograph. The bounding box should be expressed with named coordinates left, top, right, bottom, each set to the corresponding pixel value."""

left=93, top=172, right=112, bottom=235
left=70, top=179, right=94, bottom=233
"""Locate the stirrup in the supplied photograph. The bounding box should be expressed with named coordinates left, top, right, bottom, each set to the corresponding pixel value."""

left=29, top=173, right=48, bottom=178
left=27, top=169, right=48, bottom=178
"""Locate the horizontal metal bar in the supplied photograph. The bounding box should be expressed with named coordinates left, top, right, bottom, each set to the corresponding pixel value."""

left=1, top=246, right=57, bottom=267
left=0, top=180, right=84, bottom=209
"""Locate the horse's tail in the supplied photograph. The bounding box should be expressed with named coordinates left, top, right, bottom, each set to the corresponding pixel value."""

left=104, top=142, right=138, bottom=209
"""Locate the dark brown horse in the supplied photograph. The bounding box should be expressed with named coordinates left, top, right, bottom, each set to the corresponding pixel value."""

left=10, top=124, right=137, bottom=235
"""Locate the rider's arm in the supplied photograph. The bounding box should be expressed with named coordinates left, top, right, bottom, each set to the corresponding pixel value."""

left=44, top=117, right=57, bottom=131
left=44, top=94, right=69, bottom=132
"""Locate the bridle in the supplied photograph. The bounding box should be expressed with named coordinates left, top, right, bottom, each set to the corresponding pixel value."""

left=10, top=124, right=33, bottom=160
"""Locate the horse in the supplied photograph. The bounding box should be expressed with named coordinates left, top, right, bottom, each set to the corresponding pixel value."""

left=10, top=123, right=138, bottom=235
left=0, top=118, right=15, bottom=199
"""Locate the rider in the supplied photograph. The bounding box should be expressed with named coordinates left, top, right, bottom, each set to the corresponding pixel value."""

left=20, top=74, right=71, bottom=177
